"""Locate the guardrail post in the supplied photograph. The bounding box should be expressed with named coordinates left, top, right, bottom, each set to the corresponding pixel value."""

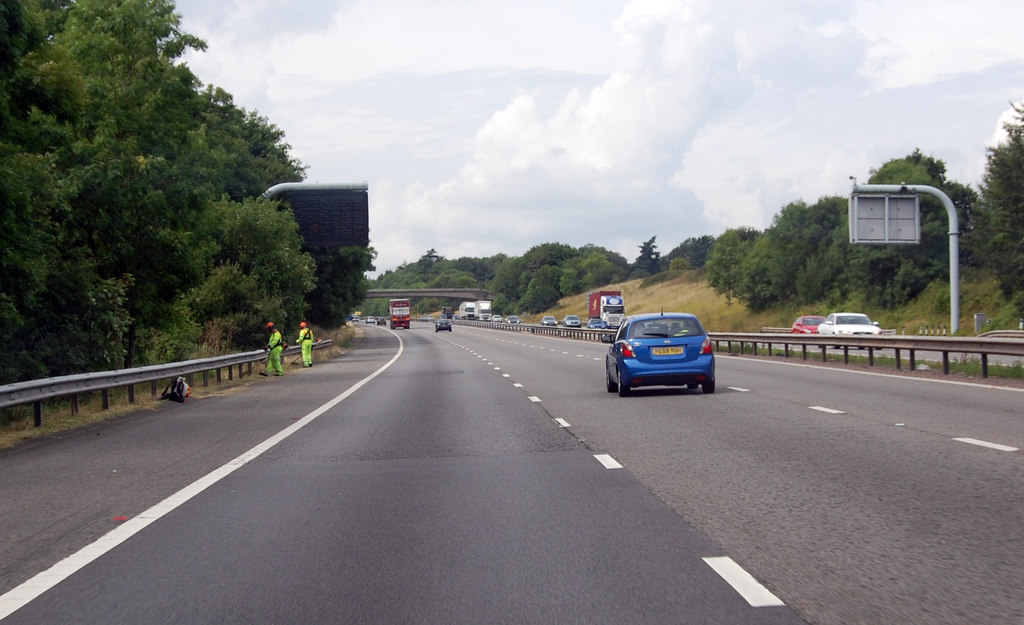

left=909, top=350, right=916, bottom=370
left=34, top=402, right=42, bottom=427
left=981, top=354, right=989, bottom=378
left=202, top=370, right=209, bottom=387
left=102, top=389, right=110, bottom=410
left=70, top=395, right=79, bottom=415
left=127, top=384, right=135, bottom=404
left=894, top=349, right=902, bottom=370
left=151, top=380, right=158, bottom=398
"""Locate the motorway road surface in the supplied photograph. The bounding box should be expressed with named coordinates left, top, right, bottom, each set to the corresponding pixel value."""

left=2, top=323, right=1023, bottom=624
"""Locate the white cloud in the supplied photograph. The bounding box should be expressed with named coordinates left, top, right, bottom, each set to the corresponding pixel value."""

left=174, top=0, right=1024, bottom=274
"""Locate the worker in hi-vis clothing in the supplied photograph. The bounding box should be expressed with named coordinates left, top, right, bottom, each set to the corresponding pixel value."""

left=261, top=322, right=285, bottom=376
left=297, top=321, right=314, bottom=367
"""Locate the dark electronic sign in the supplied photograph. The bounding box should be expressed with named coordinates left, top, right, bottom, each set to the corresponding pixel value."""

left=286, top=188, right=369, bottom=248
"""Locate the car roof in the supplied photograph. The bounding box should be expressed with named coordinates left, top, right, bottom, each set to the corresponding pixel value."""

left=626, top=312, right=700, bottom=322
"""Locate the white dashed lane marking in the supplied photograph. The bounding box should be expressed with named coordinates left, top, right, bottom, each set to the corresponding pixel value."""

left=703, top=556, right=785, bottom=607
left=593, top=454, right=623, bottom=469
left=953, top=437, right=1019, bottom=452
left=809, top=405, right=845, bottom=415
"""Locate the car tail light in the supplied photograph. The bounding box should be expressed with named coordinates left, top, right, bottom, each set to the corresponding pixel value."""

left=701, top=336, right=713, bottom=355
left=621, top=342, right=636, bottom=358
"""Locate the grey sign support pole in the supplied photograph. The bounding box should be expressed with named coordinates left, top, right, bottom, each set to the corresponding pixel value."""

left=851, top=183, right=960, bottom=333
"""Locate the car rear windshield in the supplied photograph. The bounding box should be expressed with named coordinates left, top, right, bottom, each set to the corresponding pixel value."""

left=838, top=315, right=871, bottom=325
left=630, top=318, right=704, bottom=338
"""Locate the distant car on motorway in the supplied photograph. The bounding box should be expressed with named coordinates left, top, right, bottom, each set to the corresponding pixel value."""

left=364, top=316, right=375, bottom=324
left=587, top=317, right=608, bottom=329
left=491, top=314, right=503, bottom=323
left=541, top=316, right=557, bottom=326
left=602, top=312, right=715, bottom=397
left=817, top=312, right=882, bottom=336
left=505, top=315, right=522, bottom=324
left=791, top=315, right=825, bottom=334
left=435, top=317, right=452, bottom=332
left=376, top=317, right=387, bottom=326
left=562, top=314, right=582, bottom=328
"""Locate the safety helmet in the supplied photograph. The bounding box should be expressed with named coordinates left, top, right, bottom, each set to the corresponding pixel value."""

left=300, top=321, right=307, bottom=328
left=266, top=322, right=275, bottom=329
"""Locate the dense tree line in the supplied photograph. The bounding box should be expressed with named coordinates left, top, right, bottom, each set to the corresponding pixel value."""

left=0, top=0, right=372, bottom=384
left=364, top=236, right=713, bottom=317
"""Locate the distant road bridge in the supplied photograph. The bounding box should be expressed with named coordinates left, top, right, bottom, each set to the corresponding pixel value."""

left=365, top=288, right=491, bottom=300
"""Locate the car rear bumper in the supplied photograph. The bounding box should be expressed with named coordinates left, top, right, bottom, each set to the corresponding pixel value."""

left=616, top=357, right=715, bottom=388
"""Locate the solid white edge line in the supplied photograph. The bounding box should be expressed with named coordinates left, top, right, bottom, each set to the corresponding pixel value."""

left=727, top=386, right=750, bottom=392
left=729, top=354, right=1024, bottom=393
left=702, top=556, right=785, bottom=607
left=554, top=418, right=571, bottom=428
left=594, top=454, right=622, bottom=469
left=0, top=334, right=407, bottom=621
left=528, top=396, right=542, bottom=402
left=952, top=437, right=1019, bottom=452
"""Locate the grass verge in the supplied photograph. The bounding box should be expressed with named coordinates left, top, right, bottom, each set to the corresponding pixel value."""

left=0, top=325, right=360, bottom=450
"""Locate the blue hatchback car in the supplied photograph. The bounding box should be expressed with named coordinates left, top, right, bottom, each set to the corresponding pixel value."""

left=601, top=313, right=715, bottom=397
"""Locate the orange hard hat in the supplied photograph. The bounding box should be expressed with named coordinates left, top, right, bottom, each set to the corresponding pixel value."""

left=300, top=321, right=307, bottom=328
left=266, top=322, right=275, bottom=328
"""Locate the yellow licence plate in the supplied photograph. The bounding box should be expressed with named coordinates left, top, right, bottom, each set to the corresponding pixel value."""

left=651, top=346, right=684, bottom=356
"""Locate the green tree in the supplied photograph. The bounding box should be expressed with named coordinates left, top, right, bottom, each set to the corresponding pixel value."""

left=974, top=103, right=1024, bottom=302
left=559, top=257, right=587, bottom=296
left=52, top=0, right=211, bottom=366
left=634, top=236, right=662, bottom=276
left=188, top=197, right=315, bottom=349
left=491, top=256, right=528, bottom=308
left=520, top=265, right=563, bottom=313
left=580, top=249, right=626, bottom=287
left=706, top=227, right=760, bottom=305
left=666, top=235, right=715, bottom=269
left=193, top=86, right=305, bottom=201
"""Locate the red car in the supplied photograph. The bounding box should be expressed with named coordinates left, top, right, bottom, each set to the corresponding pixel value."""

left=791, top=315, right=825, bottom=333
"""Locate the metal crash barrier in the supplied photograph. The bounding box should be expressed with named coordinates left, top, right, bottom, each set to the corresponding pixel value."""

left=0, top=341, right=331, bottom=427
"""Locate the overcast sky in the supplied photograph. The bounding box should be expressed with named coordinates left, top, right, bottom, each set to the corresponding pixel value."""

left=174, top=0, right=1024, bottom=275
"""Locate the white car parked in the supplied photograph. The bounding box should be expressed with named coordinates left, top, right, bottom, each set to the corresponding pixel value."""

left=817, top=312, right=882, bottom=335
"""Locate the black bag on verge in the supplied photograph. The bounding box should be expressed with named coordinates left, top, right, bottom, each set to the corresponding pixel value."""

left=160, top=376, right=191, bottom=403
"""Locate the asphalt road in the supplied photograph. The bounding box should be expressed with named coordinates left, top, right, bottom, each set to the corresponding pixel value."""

left=2, top=323, right=1022, bottom=624
left=1, top=326, right=802, bottom=625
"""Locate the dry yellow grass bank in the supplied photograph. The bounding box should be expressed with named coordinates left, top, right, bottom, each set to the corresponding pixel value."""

left=539, top=272, right=785, bottom=332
